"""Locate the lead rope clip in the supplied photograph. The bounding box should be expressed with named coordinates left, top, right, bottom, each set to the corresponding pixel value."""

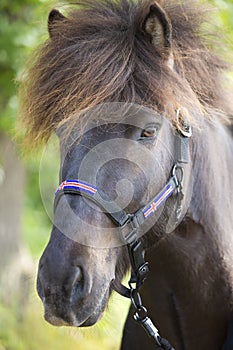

left=130, top=287, right=162, bottom=346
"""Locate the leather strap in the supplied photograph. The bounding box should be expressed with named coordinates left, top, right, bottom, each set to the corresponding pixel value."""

left=55, top=173, right=179, bottom=244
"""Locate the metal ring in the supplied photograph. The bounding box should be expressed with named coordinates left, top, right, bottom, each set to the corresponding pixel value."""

left=130, top=289, right=143, bottom=310
left=172, top=164, right=184, bottom=183
left=134, top=306, right=148, bottom=321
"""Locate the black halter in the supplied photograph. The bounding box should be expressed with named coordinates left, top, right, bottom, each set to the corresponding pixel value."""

left=54, top=123, right=192, bottom=349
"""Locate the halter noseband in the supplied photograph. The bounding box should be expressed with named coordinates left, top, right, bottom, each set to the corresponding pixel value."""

left=54, top=123, right=192, bottom=349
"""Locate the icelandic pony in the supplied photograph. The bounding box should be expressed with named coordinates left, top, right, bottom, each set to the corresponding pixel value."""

left=20, top=1, right=233, bottom=349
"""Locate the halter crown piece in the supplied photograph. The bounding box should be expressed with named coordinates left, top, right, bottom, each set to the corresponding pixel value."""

left=55, top=117, right=192, bottom=350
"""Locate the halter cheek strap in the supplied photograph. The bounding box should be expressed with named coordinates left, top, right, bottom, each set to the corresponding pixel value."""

left=54, top=124, right=191, bottom=349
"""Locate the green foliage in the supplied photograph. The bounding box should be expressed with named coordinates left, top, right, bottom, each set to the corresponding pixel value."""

left=0, top=0, right=54, bottom=257
left=22, top=137, right=59, bottom=257
left=213, top=0, right=233, bottom=30
left=0, top=0, right=57, bottom=135
left=0, top=1, right=37, bottom=133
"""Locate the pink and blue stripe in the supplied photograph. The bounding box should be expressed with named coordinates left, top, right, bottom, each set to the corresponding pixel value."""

left=143, top=184, right=174, bottom=219
left=56, top=180, right=98, bottom=196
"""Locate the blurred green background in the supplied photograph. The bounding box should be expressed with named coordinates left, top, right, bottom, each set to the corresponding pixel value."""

left=0, top=1, right=232, bottom=349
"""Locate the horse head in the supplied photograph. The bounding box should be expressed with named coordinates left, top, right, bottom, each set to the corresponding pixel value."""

left=20, top=0, right=233, bottom=348
left=37, top=102, right=193, bottom=327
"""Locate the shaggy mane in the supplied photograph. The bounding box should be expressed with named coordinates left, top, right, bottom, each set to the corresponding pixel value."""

left=19, top=0, right=232, bottom=146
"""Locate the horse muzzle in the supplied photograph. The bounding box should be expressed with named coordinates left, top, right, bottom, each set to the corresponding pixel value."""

left=37, top=264, right=110, bottom=327
left=36, top=227, right=116, bottom=327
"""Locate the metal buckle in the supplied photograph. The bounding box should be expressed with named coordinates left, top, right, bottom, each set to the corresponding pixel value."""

left=120, top=215, right=139, bottom=245
left=177, top=123, right=192, bottom=138
left=176, top=108, right=192, bottom=138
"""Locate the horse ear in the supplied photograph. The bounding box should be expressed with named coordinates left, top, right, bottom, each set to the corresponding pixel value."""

left=48, top=9, right=66, bottom=38
left=143, top=2, right=172, bottom=61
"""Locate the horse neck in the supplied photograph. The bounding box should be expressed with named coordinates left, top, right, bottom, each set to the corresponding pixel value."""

left=148, top=117, right=233, bottom=297
left=189, top=118, right=233, bottom=238
left=140, top=120, right=233, bottom=349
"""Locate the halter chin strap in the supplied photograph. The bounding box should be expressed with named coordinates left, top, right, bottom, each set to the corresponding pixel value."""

left=54, top=123, right=191, bottom=349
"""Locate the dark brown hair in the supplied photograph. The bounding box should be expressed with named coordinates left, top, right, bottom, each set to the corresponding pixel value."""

left=19, top=0, right=232, bottom=146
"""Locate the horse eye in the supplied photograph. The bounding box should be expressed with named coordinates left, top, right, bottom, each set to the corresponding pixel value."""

left=140, top=127, right=157, bottom=139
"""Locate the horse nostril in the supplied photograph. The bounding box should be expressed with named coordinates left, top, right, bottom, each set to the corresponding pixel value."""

left=64, top=266, right=83, bottom=300
left=71, top=266, right=83, bottom=287
left=37, top=264, right=85, bottom=303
